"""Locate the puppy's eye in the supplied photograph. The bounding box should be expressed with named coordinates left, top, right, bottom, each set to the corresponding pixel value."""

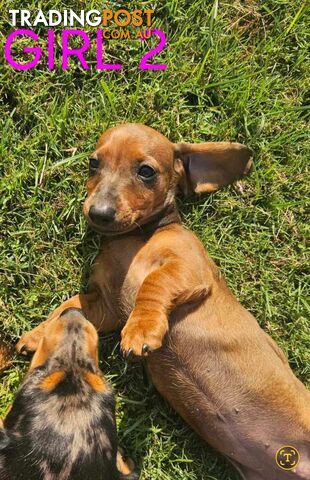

left=137, top=165, right=156, bottom=181
left=89, top=157, right=100, bottom=175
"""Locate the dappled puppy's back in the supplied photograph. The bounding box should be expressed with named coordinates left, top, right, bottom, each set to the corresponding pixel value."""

left=0, top=364, right=120, bottom=480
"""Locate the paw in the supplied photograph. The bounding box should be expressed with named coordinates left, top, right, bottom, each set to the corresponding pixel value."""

left=16, top=330, right=42, bottom=356
left=120, top=314, right=166, bottom=358
left=117, top=448, right=135, bottom=475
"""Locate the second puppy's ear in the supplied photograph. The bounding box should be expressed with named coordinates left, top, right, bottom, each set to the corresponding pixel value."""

left=174, top=141, right=253, bottom=195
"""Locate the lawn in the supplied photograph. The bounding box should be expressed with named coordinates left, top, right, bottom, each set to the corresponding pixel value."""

left=0, top=1, right=309, bottom=479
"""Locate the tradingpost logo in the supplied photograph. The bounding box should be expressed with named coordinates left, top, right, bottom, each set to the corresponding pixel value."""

left=275, top=446, right=300, bottom=471
left=3, top=4, right=167, bottom=71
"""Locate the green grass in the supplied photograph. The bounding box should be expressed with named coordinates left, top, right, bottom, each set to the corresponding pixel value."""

left=0, top=1, right=309, bottom=479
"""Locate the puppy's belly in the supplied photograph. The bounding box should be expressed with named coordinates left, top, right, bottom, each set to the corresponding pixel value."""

left=146, top=306, right=310, bottom=479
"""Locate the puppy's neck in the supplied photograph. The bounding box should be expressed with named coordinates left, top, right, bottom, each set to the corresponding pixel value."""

left=129, top=202, right=181, bottom=237
left=46, top=349, right=97, bottom=375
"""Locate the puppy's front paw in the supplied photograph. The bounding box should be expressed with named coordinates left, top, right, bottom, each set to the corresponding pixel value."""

left=120, top=312, right=167, bottom=358
left=117, top=448, right=136, bottom=476
left=16, top=330, right=43, bottom=356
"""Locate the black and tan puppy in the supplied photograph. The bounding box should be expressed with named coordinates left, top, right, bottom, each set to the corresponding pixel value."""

left=0, top=308, right=137, bottom=480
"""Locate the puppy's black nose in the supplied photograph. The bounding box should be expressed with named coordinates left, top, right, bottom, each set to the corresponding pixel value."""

left=89, top=205, right=116, bottom=224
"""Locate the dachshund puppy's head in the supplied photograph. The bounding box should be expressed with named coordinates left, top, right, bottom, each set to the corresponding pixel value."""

left=84, top=124, right=176, bottom=235
left=29, top=307, right=99, bottom=372
left=0, top=309, right=137, bottom=480
left=84, top=123, right=252, bottom=235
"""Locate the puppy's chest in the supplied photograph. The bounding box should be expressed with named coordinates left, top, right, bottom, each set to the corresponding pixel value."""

left=97, top=236, right=152, bottom=318
left=120, top=261, right=151, bottom=317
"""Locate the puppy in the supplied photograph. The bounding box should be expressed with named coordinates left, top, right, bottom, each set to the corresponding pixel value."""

left=17, top=124, right=310, bottom=480
left=1, top=308, right=137, bottom=480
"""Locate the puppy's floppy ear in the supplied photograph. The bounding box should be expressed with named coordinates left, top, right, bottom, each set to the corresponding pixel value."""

left=174, top=141, right=253, bottom=195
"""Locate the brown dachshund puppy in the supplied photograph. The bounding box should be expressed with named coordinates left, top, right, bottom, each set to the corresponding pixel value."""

left=2, top=308, right=137, bottom=480
left=17, top=124, right=310, bottom=480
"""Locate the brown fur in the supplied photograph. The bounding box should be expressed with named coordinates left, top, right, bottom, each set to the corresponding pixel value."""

left=84, top=371, right=107, bottom=393
left=0, top=341, right=13, bottom=373
left=16, top=124, right=310, bottom=480
left=40, top=370, right=66, bottom=391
